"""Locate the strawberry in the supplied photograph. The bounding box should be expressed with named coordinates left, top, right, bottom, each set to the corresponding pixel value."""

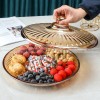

left=58, top=70, right=67, bottom=79
left=67, top=61, right=75, bottom=65
left=54, top=74, right=63, bottom=82
left=50, top=68, right=58, bottom=75
left=57, top=60, right=63, bottom=66
left=56, top=66, right=64, bottom=71
left=68, top=64, right=76, bottom=72
left=65, top=68, right=72, bottom=76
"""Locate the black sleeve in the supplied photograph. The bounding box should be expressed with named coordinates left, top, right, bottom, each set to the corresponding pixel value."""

left=79, top=0, right=100, bottom=20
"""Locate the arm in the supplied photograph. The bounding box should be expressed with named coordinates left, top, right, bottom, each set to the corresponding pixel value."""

left=80, top=0, right=100, bottom=20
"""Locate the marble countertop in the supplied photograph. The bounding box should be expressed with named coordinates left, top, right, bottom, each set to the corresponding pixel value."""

left=0, top=16, right=100, bottom=100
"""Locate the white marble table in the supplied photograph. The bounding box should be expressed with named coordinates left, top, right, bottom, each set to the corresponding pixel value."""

left=0, top=16, right=100, bottom=100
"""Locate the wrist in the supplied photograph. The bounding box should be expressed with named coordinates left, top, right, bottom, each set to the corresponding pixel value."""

left=77, top=8, right=87, bottom=19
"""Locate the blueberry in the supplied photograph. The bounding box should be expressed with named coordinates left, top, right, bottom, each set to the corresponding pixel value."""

left=35, top=75, right=40, bottom=81
left=31, top=79, right=37, bottom=84
left=41, top=76, right=46, bottom=80
left=48, top=75, right=54, bottom=79
left=33, top=72, right=39, bottom=76
left=44, top=80, right=47, bottom=83
left=28, top=74, right=34, bottom=79
left=45, top=75, right=49, bottom=80
left=23, top=71, right=29, bottom=77
left=51, top=79, right=55, bottom=83
left=40, top=72, right=47, bottom=77
left=47, top=79, right=53, bottom=83
left=18, top=75, right=24, bottom=80
left=23, top=77, right=28, bottom=81
left=39, top=79, right=44, bottom=83
left=27, top=79, right=31, bottom=82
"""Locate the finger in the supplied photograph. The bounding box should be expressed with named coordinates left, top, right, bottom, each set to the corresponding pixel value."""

left=59, top=18, right=72, bottom=25
left=53, top=7, right=64, bottom=20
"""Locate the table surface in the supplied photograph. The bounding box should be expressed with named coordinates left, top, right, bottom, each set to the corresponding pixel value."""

left=0, top=16, right=100, bottom=100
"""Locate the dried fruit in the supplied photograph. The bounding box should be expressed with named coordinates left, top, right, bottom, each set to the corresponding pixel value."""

left=23, top=51, right=30, bottom=58
left=36, top=49, right=44, bottom=56
left=28, top=43, right=35, bottom=47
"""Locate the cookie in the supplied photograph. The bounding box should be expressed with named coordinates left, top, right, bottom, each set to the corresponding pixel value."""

left=9, top=63, right=26, bottom=77
left=11, top=54, right=26, bottom=64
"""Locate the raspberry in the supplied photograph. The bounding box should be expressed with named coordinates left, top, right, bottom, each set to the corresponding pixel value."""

left=50, top=68, right=58, bottom=75
left=68, top=64, right=76, bottom=71
left=67, top=61, right=75, bottom=65
left=57, top=60, right=63, bottom=66
left=58, top=70, right=67, bottom=79
left=54, top=74, right=63, bottom=82
left=56, top=66, right=64, bottom=71
left=65, top=68, right=72, bottom=76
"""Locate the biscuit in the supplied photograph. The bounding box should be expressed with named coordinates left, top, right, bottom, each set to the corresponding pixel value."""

left=11, top=54, right=26, bottom=64
left=9, top=63, right=26, bottom=77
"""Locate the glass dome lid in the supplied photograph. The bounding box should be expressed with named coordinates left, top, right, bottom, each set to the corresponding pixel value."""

left=21, top=22, right=98, bottom=49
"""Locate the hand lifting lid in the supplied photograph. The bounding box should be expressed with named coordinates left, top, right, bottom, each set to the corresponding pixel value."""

left=21, top=21, right=98, bottom=49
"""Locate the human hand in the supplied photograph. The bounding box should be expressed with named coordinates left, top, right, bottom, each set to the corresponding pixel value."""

left=53, top=5, right=87, bottom=25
